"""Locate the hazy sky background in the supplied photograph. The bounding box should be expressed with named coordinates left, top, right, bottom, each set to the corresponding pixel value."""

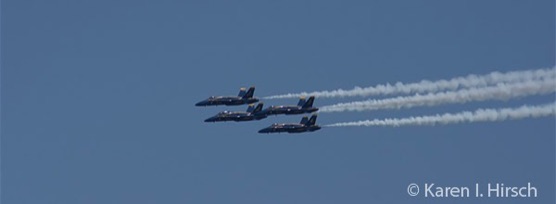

left=3, top=0, right=555, bottom=203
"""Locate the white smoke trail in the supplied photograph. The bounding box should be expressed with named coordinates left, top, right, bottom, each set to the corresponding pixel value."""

left=319, top=79, right=556, bottom=113
left=264, top=67, right=556, bottom=99
left=325, top=103, right=556, bottom=127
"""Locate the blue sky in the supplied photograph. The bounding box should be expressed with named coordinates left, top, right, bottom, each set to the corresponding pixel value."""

left=2, top=0, right=555, bottom=203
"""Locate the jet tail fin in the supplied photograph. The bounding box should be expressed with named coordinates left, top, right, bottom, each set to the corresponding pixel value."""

left=246, top=104, right=255, bottom=112
left=302, top=96, right=315, bottom=108
left=299, top=116, right=309, bottom=124
left=238, top=87, right=247, bottom=97
left=252, top=103, right=264, bottom=113
left=306, top=114, right=317, bottom=126
left=297, top=96, right=307, bottom=106
left=242, top=87, right=255, bottom=99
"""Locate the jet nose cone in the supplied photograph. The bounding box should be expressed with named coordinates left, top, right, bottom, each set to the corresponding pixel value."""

left=258, top=128, right=270, bottom=133
left=204, top=117, right=217, bottom=122
left=195, top=101, right=207, bottom=106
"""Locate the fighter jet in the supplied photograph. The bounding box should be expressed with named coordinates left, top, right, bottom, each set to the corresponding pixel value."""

left=258, top=96, right=318, bottom=116
left=195, top=87, right=259, bottom=106
left=258, top=114, right=321, bottom=134
left=204, top=103, right=266, bottom=122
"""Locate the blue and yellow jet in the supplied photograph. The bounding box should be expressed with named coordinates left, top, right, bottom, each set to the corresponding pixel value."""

left=257, top=96, right=318, bottom=116
left=258, top=114, right=321, bottom=134
left=204, top=103, right=266, bottom=122
left=195, top=87, right=259, bottom=106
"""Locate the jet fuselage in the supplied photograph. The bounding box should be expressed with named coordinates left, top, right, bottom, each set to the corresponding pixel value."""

left=205, top=111, right=267, bottom=122
left=196, top=96, right=259, bottom=106
left=259, top=105, right=318, bottom=116
left=258, top=123, right=321, bottom=133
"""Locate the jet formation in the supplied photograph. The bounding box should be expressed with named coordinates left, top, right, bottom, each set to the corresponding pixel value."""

left=196, top=86, right=321, bottom=134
